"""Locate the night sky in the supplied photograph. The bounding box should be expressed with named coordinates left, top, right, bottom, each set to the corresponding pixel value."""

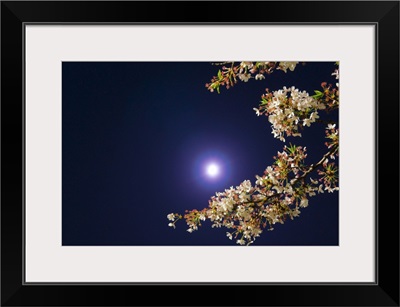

left=62, top=61, right=339, bottom=246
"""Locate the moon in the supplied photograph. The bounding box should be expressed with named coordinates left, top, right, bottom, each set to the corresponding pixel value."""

left=206, top=163, right=220, bottom=177
left=191, top=149, right=231, bottom=187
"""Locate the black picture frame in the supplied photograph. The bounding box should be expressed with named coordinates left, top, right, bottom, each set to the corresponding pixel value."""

left=1, top=1, right=399, bottom=306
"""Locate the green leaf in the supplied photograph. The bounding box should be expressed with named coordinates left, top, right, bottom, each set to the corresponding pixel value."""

left=312, top=90, right=324, bottom=99
left=217, top=70, right=222, bottom=79
left=287, top=143, right=297, bottom=154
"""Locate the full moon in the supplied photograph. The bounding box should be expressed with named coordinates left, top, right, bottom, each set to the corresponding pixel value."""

left=206, top=163, right=219, bottom=177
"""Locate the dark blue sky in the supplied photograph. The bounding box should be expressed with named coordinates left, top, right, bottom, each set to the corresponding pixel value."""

left=62, top=61, right=339, bottom=246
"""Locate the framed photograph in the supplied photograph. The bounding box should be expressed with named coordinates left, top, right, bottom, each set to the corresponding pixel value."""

left=1, top=1, right=399, bottom=306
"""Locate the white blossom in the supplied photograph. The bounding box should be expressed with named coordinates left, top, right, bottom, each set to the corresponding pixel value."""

left=255, top=73, right=265, bottom=80
left=303, top=118, right=312, bottom=127
left=277, top=61, right=298, bottom=73
left=258, top=86, right=325, bottom=142
left=240, top=62, right=254, bottom=69
left=238, top=73, right=251, bottom=82
left=300, top=198, right=309, bottom=208
left=236, top=239, right=246, bottom=245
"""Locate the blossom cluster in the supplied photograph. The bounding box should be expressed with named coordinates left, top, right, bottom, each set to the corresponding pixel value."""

left=318, top=124, right=339, bottom=193
left=205, top=61, right=299, bottom=93
left=320, top=81, right=339, bottom=110
left=253, top=86, right=327, bottom=142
